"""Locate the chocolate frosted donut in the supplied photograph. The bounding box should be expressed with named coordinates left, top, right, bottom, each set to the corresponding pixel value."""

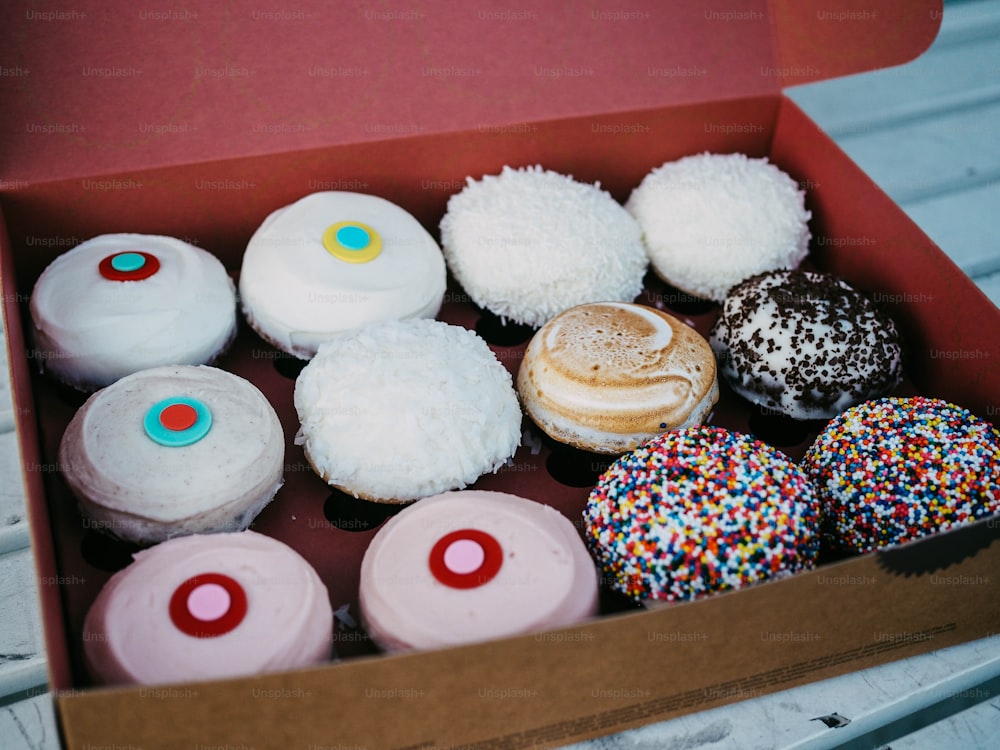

left=710, top=270, right=903, bottom=420
left=518, top=302, right=718, bottom=454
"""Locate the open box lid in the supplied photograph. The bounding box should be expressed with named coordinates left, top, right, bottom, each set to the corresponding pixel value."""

left=0, top=0, right=940, bottom=185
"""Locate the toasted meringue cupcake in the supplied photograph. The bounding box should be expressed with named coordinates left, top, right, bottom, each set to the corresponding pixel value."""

left=517, top=302, right=718, bottom=454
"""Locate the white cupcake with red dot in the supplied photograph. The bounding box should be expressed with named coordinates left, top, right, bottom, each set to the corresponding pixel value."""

left=83, top=531, right=332, bottom=685
left=29, top=234, right=237, bottom=390
left=359, top=490, right=598, bottom=652
left=239, top=191, right=447, bottom=359
left=59, top=365, right=284, bottom=545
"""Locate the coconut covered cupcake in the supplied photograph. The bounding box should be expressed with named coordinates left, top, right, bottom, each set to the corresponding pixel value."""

left=626, top=152, right=811, bottom=302
left=440, top=165, right=648, bottom=327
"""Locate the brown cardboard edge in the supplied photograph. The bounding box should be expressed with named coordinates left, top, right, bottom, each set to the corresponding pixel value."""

left=53, top=519, right=1000, bottom=750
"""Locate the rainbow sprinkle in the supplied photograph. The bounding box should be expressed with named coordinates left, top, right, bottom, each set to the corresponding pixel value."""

left=584, top=425, right=821, bottom=603
left=802, top=396, right=1000, bottom=554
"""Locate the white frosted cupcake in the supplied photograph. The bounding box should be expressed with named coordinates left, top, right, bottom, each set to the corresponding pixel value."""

left=239, top=191, right=447, bottom=359
left=30, top=233, right=236, bottom=390
left=59, top=365, right=284, bottom=545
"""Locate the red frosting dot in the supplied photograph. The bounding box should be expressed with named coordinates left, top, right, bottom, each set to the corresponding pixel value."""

left=159, top=403, right=199, bottom=432
left=428, top=529, right=503, bottom=589
left=98, top=251, right=160, bottom=281
left=169, top=573, right=247, bottom=638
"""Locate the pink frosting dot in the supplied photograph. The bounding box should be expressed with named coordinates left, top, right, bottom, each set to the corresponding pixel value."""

left=443, top=538, right=485, bottom=575
left=186, top=582, right=231, bottom=622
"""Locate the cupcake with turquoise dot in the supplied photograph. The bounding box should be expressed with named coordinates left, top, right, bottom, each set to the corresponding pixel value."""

left=59, top=365, right=284, bottom=545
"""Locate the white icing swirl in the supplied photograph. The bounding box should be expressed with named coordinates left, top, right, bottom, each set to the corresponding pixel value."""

left=30, top=234, right=236, bottom=389
left=239, top=191, right=447, bottom=358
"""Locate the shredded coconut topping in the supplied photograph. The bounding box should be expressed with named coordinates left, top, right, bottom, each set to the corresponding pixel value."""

left=294, top=319, right=522, bottom=501
left=626, top=152, right=811, bottom=302
left=440, top=165, right=648, bottom=327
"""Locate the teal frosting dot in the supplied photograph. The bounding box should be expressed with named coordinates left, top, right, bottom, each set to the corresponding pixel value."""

left=143, top=397, right=212, bottom=447
left=110, top=252, right=146, bottom=272
left=335, top=225, right=370, bottom=250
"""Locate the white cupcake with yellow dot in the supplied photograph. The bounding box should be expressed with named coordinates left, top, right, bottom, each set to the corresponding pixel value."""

left=239, top=192, right=447, bottom=359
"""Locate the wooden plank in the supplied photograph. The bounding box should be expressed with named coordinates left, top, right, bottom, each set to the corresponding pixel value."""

left=886, top=694, right=1000, bottom=750
left=556, top=637, right=1000, bottom=749
left=826, top=102, right=1000, bottom=206
left=0, top=692, right=60, bottom=750
left=0, top=314, right=15, bottom=434
left=0, top=548, right=48, bottom=699
left=0, top=430, right=30, bottom=555
left=901, top=180, right=1000, bottom=282
left=972, top=269, right=1000, bottom=308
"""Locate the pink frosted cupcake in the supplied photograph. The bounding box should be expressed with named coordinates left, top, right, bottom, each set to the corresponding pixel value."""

left=83, top=531, right=332, bottom=685
left=359, top=490, right=598, bottom=652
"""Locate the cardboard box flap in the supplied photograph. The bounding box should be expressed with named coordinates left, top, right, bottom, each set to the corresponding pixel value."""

left=0, top=0, right=940, bottom=186
left=770, top=0, right=942, bottom=87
